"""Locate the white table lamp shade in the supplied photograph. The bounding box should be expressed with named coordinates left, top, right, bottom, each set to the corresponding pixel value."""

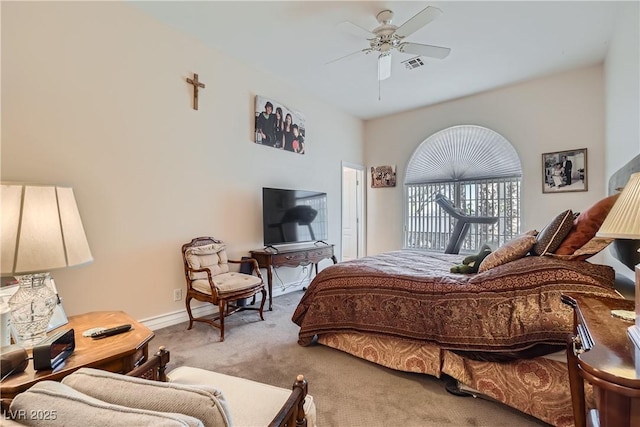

left=596, top=172, right=640, bottom=240
left=1, top=185, right=93, bottom=275
left=596, top=171, right=640, bottom=350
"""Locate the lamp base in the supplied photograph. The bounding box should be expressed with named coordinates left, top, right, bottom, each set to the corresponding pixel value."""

left=628, top=325, right=640, bottom=350
left=633, top=263, right=640, bottom=350
left=8, top=273, right=57, bottom=347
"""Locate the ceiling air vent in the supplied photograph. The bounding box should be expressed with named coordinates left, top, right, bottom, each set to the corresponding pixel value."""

left=402, top=57, right=425, bottom=70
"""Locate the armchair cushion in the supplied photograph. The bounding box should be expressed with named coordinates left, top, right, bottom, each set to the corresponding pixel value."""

left=185, top=243, right=230, bottom=280
left=9, top=381, right=203, bottom=427
left=62, top=368, right=232, bottom=427
left=192, top=272, right=263, bottom=296
left=167, top=366, right=317, bottom=427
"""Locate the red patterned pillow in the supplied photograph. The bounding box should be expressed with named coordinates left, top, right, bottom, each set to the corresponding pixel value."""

left=478, top=235, right=537, bottom=273
left=554, top=194, right=620, bottom=255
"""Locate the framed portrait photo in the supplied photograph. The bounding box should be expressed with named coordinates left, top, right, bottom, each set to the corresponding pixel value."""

left=542, top=148, right=588, bottom=193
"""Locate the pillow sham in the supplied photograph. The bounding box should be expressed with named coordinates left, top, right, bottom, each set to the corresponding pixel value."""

left=554, top=193, right=620, bottom=255
left=478, top=234, right=537, bottom=273
left=530, top=209, right=574, bottom=256
left=546, top=236, right=614, bottom=261
left=62, top=368, right=231, bottom=427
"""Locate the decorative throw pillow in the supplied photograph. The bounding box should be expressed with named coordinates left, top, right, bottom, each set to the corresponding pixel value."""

left=478, top=235, right=537, bottom=273
left=185, top=243, right=230, bottom=280
left=62, top=368, right=232, bottom=427
left=554, top=194, right=620, bottom=255
left=546, top=237, right=614, bottom=261
left=10, top=380, right=203, bottom=427
left=530, top=209, right=574, bottom=256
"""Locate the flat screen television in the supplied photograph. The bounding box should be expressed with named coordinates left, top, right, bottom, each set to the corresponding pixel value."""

left=262, top=187, right=328, bottom=246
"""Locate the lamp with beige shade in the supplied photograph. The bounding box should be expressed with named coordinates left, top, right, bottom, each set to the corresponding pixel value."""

left=596, top=172, right=640, bottom=348
left=1, top=184, right=93, bottom=347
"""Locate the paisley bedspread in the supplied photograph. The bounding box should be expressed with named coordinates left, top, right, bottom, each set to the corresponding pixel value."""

left=292, top=250, right=618, bottom=353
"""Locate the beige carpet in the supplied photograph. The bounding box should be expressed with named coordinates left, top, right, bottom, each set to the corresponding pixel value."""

left=153, top=290, right=549, bottom=427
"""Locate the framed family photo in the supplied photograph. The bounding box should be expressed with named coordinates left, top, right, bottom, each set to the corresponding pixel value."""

left=542, top=148, right=588, bottom=193
left=254, top=95, right=306, bottom=155
left=371, top=165, right=397, bottom=188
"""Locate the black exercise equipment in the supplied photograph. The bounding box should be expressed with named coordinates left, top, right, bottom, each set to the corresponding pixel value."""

left=434, top=194, right=499, bottom=254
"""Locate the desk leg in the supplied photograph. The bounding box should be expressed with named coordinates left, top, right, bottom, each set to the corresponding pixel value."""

left=566, top=335, right=586, bottom=427
left=266, top=266, right=273, bottom=311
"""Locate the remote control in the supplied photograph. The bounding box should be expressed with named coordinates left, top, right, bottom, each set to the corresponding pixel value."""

left=90, top=324, right=132, bottom=339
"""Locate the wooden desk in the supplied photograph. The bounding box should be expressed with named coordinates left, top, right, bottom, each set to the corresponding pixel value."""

left=562, top=294, right=640, bottom=427
left=0, top=311, right=154, bottom=401
left=250, top=244, right=337, bottom=310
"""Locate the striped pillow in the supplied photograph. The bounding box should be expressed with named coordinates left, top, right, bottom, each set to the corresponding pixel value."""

left=530, top=210, right=574, bottom=255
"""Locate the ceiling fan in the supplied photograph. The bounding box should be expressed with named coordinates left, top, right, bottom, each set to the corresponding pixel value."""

left=329, top=6, right=451, bottom=82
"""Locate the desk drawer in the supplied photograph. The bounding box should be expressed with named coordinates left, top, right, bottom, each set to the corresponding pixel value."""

left=307, top=247, right=334, bottom=262
left=273, top=252, right=308, bottom=266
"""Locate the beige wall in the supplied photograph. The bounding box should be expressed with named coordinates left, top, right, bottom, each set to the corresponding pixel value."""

left=364, top=65, right=609, bottom=254
left=603, top=1, right=640, bottom=279
left=1, top=2, right=364, bottom=320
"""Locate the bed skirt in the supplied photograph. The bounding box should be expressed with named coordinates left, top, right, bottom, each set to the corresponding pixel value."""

left=318, top=332, right=585, bottom=427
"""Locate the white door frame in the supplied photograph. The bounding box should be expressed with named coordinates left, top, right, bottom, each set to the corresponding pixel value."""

left=341, top=161, right=365, bottom=261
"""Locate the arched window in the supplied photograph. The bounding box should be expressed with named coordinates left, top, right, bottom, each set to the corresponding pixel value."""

left=404, top=125, right=522, bottom=252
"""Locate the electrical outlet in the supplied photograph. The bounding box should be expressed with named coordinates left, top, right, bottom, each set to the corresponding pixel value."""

left=173, top=288, right=182, bottom=301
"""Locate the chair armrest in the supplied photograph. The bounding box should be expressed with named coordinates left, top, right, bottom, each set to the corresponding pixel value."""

left=268, top=374, right=308, bottom=427
left=229, top=258, right=264, bottom=280
left=125, top=346, right=170, bottom=382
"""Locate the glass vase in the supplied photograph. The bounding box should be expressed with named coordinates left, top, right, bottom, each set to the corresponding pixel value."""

left=8, top=273, right=57, bottom=347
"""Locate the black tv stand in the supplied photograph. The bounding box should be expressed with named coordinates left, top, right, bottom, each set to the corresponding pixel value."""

left=314, top=240, right=329, bottom=246
left=263, top=245, right=280, bottom=254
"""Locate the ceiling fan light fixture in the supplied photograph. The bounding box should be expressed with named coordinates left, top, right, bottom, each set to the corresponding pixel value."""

left=330, top=6, right=450, bottom=84
left=378, top=54, right=392, bottom=81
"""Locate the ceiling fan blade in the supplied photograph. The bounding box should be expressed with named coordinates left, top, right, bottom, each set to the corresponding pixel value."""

left=325, top=48, right=369, bottom=65
left=378, top=54, right=392, bottom=81
left=395, top=6, right=442, bottom=38
left=399, top=42, right=451, bottom=59
left=337, top=20, right=373, bottom=39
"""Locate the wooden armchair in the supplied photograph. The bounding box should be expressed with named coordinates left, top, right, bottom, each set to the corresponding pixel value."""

left=181, top=236, right=267, bottom=341
left=4, top=347, right=312, bottom=427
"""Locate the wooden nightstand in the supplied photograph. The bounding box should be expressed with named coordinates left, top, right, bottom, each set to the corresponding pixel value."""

left=562, top=293, right=640, bottom=427
left=0, top=311, right=154, bottom=402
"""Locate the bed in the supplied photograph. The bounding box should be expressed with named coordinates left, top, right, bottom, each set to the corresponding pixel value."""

left=292, top=153, right=640, bottom=426
left=292, top=249, right=620, bottom=426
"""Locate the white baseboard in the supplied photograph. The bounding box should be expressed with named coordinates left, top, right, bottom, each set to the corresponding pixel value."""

left=140, top=280, right=310, bottom=331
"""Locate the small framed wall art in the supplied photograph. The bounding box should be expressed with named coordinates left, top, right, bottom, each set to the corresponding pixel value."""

left=371, top=165, right=397, bottom=188
left=542, top=148, right=588, bottom=193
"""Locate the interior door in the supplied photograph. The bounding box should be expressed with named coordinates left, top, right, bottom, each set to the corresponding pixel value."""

left=342, top=163, right=364, bottom=261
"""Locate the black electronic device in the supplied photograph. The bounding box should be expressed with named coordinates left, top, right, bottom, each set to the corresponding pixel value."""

left=1, top=344, right=29, bottom=379
left=434, top=194, right=499, bottom=255
left=262, top=187, right=328, bottom=246
left=32, top=328, right=75, bottom=371
left=90, top=324, right=131, bottom=339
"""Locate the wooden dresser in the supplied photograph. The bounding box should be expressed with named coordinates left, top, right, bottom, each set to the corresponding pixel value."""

left=250, top=244, right=337, bottom=310
left=562, top=293, right=640, bottom=427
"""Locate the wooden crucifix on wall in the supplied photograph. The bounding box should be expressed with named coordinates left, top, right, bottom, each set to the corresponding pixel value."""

left=186, top=73, right=205, bottom=110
